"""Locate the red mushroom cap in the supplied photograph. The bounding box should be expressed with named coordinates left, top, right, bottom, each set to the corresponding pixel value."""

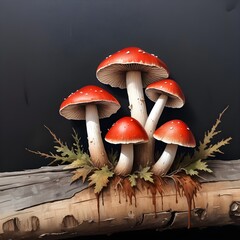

left=96, top=46, right=169, bottom=89
left=105, top=116, right=149, bottom=144
left=59, top=85, right=120, bottom=120
left=153, top=120, right=196, bottom=147
left=145, top=79, right=185, bottom=108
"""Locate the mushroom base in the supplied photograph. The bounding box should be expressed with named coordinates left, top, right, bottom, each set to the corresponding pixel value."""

left=151, top=144, right=178, bottom=176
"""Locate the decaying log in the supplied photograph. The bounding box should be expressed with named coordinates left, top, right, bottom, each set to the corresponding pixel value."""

left=1, top=160, right=240, bottom=239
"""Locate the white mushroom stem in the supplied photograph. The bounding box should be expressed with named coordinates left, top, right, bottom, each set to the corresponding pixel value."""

left=85, top=104, right=109, bottom=168
left=126, top=71, right=147, bottom=126
left=135, top=95, right=168, bottom=167
left=145, top=94, right=168, bottom=132
left=151, top=144, right=178, bottom=176
left=114, top=144, right=133, bottom=176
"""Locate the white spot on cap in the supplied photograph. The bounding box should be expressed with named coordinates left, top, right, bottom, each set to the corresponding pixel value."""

left=100, top=90, right=103, bottom=92
left=80, top=91, right=83, bottom=94
left=187, top=127, right=190, bottom=130
left=126, top=51, right=130, bottom=54
left=138, top=49, right=143, bottom=52
left=85, top=93, right=88, bottom=95
left=170, top=127, right=173, bottom=130
left=170, top=82, right=172, bottom=85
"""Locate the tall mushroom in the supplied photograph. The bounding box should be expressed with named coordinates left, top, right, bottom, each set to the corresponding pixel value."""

left=96, top=46, right=169, bottom=127
left=139, top=79, right=185, bottom=167
left=151, top=119, right=196, bottom=176
left=105, top=116, right=148, bottom=176
left=59, top=85, right=120, bottom=168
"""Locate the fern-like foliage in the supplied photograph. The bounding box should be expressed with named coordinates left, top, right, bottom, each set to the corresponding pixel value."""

left=107, top=148, right=119, bottom=167
left=26, top=126, right=115, bottom=193
left=172, top=106, right=232, bottom=176
left=26, top=125, right=91, bottom=166
left=128, top=166, right=154, bottom=187
left=88, top=166, right=114, bottom=193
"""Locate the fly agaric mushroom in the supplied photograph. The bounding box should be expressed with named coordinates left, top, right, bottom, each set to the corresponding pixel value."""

left=151, top=119, right=196, bottom=176
left=139, top=79, right=185, bottom=167
left=105, top=116, right=148, bottom=176
left=96, top=46, right=169, bottom=126
left=59, top=85, right=120, bottom=168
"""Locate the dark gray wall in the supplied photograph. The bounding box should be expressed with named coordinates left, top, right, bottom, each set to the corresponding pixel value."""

left=0, top=0, right=239, bottom=171
left=0, top=0, right=240, bottom=238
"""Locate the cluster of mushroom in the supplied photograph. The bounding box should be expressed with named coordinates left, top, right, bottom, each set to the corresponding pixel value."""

left=59, top=47, right=196, bottom=177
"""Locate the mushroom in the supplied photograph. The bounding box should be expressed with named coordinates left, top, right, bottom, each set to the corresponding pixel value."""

left=59, top=85, right=121, bottom=168
left=96, top=46, right=169, bottom=126
left=139, top=79, right=185, bottom=166
left=105, top=116, right=148, bottom=176
left=151, top=119, right=196, bottom=176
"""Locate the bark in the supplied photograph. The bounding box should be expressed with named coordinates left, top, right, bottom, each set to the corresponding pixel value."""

left=1, top=160, right=240, bottom=240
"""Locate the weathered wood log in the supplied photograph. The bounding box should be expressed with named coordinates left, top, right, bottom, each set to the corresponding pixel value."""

left=1, top=160, right=240, bottom=240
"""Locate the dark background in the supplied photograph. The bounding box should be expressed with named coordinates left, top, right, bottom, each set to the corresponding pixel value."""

left=0, top=0, right=239, bottom=238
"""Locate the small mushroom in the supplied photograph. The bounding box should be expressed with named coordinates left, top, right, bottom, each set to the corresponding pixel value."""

left=105, top=116, right=148, bottom=176
left=151, top=119, right=196, bottom=176
left=59, top=85, right=120, bottom=168
left=139, top=79, right=185, bottom=166
left=96, top=46, right=169, bottom=126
